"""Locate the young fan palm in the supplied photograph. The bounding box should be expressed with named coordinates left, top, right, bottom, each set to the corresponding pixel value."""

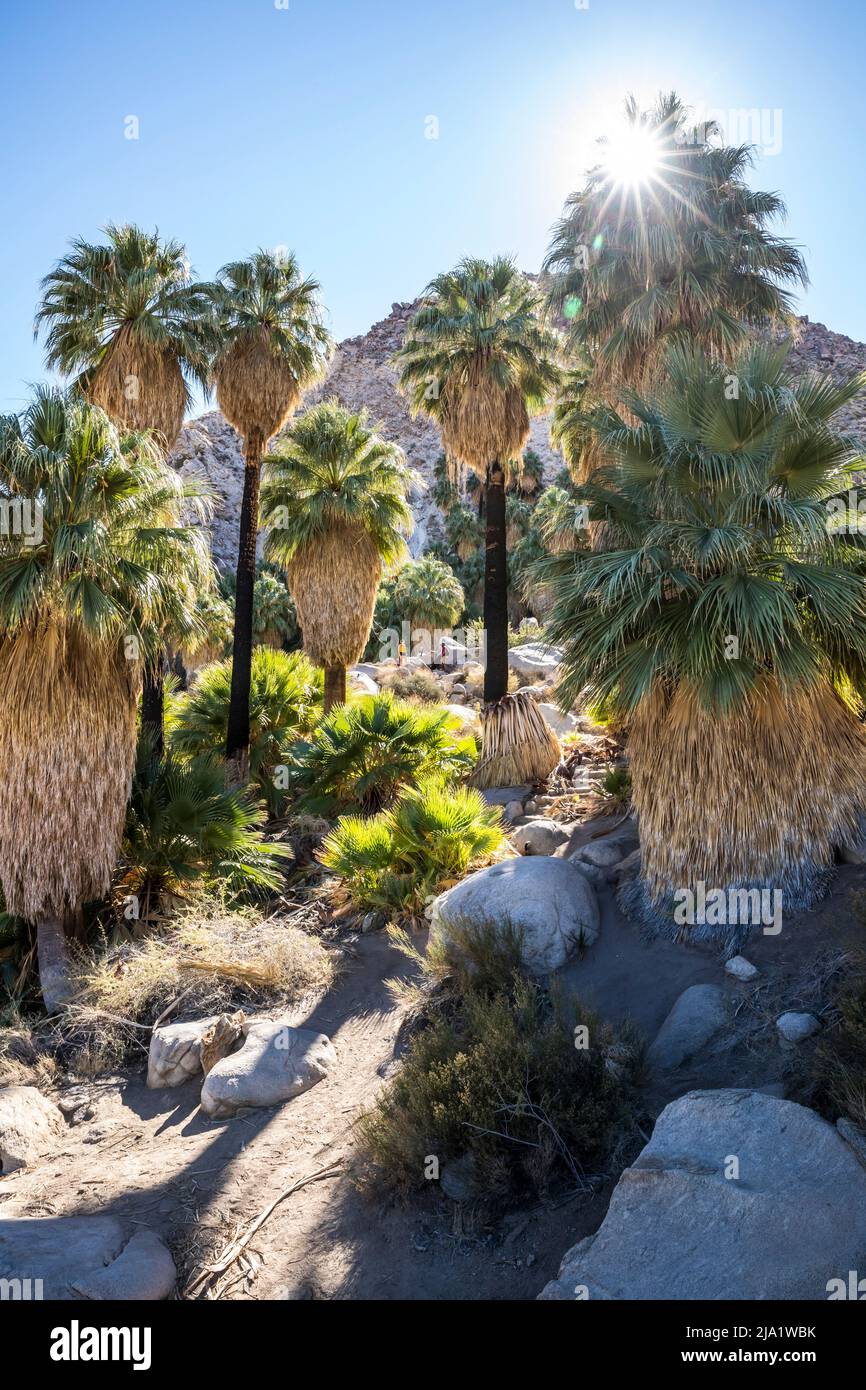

left=0, top=389, right=213, bottom=1007
left=395, top=257, right=561, bottom=785
left=445, top=504, right=483, bottom=562
left=209, top=250, right=331, bottom=776
left=261, top=399, right=413, bottom=710
left=540, top=342, right=866, bottom=943
left=393, top=555, right=465, bottom=638
left=544, top=92, right=808, bottom=466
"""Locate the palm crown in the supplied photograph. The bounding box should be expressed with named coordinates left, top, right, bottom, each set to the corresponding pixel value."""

left=0, top=388, right=213, bottom=659
left=544, top=93, right=808, bottom=388
left=394, top=257, right=561, bottom=475
left=261, top=399, right=413, bottom=566
left=540, top=342, right=866, bottom=718
left=35, top=223, right=213, bottom=446
left=393, top=555, right=465, bottom=631
left=210, top=250, right=332, bottom=445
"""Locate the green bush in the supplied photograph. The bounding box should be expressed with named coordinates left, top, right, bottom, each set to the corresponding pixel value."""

left=122, top=741, right=291, bottom=917
left=358, top=923, right=644, bottom=1203
left=170, top=647, right=322, bottom=815
left=284, top=691, right=476, bottom=816
left=321, top=780, right=503, bottom=915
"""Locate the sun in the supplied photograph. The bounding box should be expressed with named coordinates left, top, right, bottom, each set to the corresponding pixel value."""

left=600, top=125, right=662, bottom=189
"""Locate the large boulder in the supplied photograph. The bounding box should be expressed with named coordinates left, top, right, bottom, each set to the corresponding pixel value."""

left=200, top=1018, right=337, bottom=1119
left=430, top=856, right=599, bottom=974
left=537, top=703, right=578, bottom=738
left=539, top=1090, right=866, bottom=1300
left=0, top=1086, right=65, bottom=1173
left=508, top=643, right=563, bottom=678
left=647, top=984, right=728, bottom=1072
left=0, top=1216, right=175, bottom=1300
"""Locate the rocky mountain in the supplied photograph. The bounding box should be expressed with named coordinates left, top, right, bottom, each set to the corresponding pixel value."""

left=169, top=305, right=866, bottom=573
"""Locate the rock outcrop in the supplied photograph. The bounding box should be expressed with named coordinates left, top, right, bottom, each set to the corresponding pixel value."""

left=539, top=1089, right=866, bottom=1300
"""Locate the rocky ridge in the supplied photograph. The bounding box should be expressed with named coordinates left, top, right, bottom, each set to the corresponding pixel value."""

left=169, top=307, right=866, bottom=572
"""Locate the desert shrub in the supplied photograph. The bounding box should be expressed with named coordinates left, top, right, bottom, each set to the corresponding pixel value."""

left=809, top=960, right=866, bottom=1129
left=358, top=923, right=644, bottom=1203
left=170, top=647, right=322, bottom=815
left=121, top=740, right=291, bottom=918
left=380, top=666, right=444, bottom=704
left=321, top=780, right=503, bottom=916
left=285, top=691, right=476, bottom=816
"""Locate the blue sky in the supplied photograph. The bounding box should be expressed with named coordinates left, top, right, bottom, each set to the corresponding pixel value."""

left=1, top=0, right=863, bottom=415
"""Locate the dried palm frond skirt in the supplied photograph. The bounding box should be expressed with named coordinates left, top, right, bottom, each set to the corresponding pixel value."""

left=620, top=681, right=866, bottom=948
left=0, top=625, right=139, bottom=921
left=471, top=689, right=561, bottom=790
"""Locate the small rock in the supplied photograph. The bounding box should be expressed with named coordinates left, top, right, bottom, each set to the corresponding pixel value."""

left=776, top=1011, right=820, bottom=1043
left=613, top=847, right=641, bottom=882
left=481, top=785, right=532, bottom=808
left=510, top=818, right=569, bottom=857
left=200, top=1019, right=337, bottom=1118
left=524, top=799, right=538, bottom=816
left=0, top=1086, right=65, bottom=1173
left=504, top=799, right=525, bottom=824
left=440, top=1153, right=477, bottom=1203
left=147, top=1015, right=222, bottom=1089
left=647, top=985, right=728, bottom=1072
left=348, top=670, right=379, bottom=696
left=537, top=702, right=578, bottom=738
left=70, top=1230, right=176, bottom=1301
left=725, top=955, right=760, bottom=981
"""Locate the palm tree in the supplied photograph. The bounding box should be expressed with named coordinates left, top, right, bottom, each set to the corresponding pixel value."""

left=209, top=250, right=331, bottom=778
left=260, top=399, right=413, bottom=711
left=35, top=223, right=212, bottom=448
left=253, top=570, right=297, bottom=649
left=393, top=555, right=465, bottom=639
left=0, top=389, right=213, bottom=1007
left=35, top=223, right=216, bottom=748
left=394, top=257, right=561, bottom=786
left=544, top=92, right=808, bottom=461
left=445, top=504, right=484, bottom=562
left=539, top=342, right=866, bottom=942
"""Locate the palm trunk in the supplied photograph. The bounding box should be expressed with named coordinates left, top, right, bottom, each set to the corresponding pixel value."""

left=141, top=657, right=165, bottom=759
left=226, top=434, right=263, bottom=784
left=324, top=663, right=347, bottom=713
left=36, top=915, right=74, bottom=1013
left=483, top=463, right=509, bottom=703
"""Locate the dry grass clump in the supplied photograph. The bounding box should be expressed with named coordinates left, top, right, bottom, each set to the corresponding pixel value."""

left=806, top=951, right=866, bottom=1131
left=57, top=898, right=334, bottom=1070
left=380, top=666, right=446, bottom=704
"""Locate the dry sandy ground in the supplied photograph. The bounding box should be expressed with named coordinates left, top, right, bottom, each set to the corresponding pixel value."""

left=2, top=864, right=864, bottom=1300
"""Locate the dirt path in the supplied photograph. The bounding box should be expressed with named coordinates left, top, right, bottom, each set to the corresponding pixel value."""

left=5, top=864, right=862, bottom=1300
left=0, top=932, right=606, bottom=1300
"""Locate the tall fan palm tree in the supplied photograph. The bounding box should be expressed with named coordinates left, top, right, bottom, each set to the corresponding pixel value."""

left=209, top=250, right=331, bottom=778
left=539, top=342, right=866, bottom=943
left=35, top=223, right=216, bottom=748
left=0, top=389, right=213, bottom=1008
left=544, top=92, right=808, bottom=474
left=35, top=223, right=213, bottom=447
left=394, top=257, right=562, bottom=786
left=261, top=399, right=413, bottom=710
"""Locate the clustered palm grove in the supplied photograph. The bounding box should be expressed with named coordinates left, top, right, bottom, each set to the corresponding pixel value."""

left=3, top=91, right=866, bottom=1012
